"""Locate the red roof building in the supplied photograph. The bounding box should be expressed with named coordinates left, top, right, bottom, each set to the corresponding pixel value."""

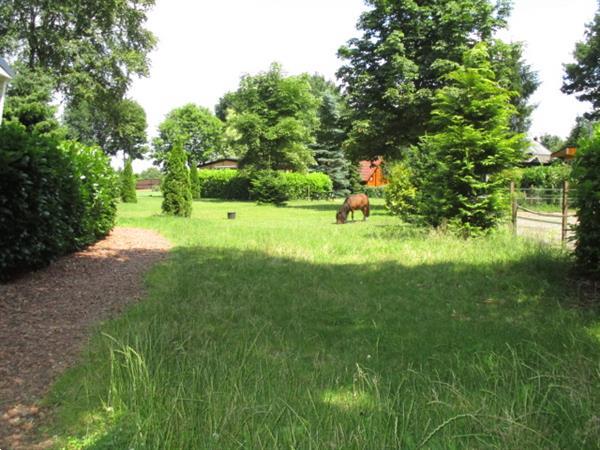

left=359, top=158, right=387, bottom=187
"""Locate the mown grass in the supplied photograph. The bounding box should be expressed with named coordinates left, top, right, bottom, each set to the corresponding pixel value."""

left=45, top=193, right=600, bottom=449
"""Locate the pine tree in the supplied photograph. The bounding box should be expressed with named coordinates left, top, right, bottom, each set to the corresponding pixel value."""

left=416, top=43, right=524, bottom=235
left=120, top=157, right=137, bottom=203
left=312, top=91, right=351, bottom=197
left=161, top=143, right=192, bottom=217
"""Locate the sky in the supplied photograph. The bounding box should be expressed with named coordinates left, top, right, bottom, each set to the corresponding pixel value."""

left=128, top=0, right=598, bottom=171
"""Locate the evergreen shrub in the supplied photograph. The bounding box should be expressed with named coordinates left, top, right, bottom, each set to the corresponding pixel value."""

left=120, top=157, right=137, bottom=203
left=161, top=144, right=192, bottom=217
left=0, top=123, right=117, bottom=279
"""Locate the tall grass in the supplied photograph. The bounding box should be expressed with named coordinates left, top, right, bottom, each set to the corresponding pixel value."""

left=46, top=194, right=600, bottom=449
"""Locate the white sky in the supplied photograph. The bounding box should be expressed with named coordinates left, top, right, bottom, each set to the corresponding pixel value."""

left=128, top=0, right=598, bottom=171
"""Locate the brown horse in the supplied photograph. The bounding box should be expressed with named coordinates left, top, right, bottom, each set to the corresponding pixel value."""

left=336, top=194, right=370, bottom=224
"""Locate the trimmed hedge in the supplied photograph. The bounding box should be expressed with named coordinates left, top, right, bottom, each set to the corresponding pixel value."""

left=197, top=170, right=332, bottom=202
left=520, top=164, right=571, bottom=189
left=0, top=123, right=118, bottom=279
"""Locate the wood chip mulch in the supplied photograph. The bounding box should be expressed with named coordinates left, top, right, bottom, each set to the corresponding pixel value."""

left=0, top=227, right=172, bottom=449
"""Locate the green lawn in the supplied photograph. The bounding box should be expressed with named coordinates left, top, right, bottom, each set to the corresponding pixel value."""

left=47, top=193, right=600, bottom=449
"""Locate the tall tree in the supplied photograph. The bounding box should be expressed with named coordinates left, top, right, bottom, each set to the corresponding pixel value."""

left=153, top=104, right=224, bottom=165
left=414, top=43, right=523, bottom=235
left=337, top=0, right=535, bottom=161
left=120, top=157, right=137, bottom=203
left=539, top=134, right=566, bottom=153
left=0, top=0, right=156, bottom=104
left=64, top=98, right=148, bottom=159
left=219, top=63, right=319, bottom=171
left=563, top=6, right=600, bottom=118
left=308, top=75, right=352, bottom=196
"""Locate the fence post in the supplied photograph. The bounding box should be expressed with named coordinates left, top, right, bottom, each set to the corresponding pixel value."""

left=561, top=180, right=569, bottom=245
left=510, top=181, right=517, bottom=234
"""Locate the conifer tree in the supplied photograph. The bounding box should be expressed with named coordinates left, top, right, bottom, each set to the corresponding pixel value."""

left=416, top=43, right=523, bottom=235
left=161, top=143, right=192, bottom=217
left=120, top=157, right=137, bottom=203
left=312, top=91, right=351, bottom=197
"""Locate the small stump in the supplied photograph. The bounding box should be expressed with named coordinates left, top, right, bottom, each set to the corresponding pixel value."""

left=227, top=212, right=236, bottom=220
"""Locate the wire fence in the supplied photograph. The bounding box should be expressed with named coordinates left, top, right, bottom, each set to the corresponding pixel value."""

left=510, top=181, right=577, bottom=246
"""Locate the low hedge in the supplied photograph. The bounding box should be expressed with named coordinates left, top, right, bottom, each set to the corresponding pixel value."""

left=197, top=169, right=332, bottom=202
left=0, top=123, right=118, bottom=279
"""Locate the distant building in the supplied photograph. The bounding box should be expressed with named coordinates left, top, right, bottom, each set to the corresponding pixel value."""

left=0, top=57, right=15, bottom=125
left=198, top=158, right=239, bottom=170
left=359, top=157, right=387, bottom=187
left=523, top=139, right=552, bottom=166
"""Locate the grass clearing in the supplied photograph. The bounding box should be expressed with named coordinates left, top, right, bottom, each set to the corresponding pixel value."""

left=46, top=193, right=600, bottom=449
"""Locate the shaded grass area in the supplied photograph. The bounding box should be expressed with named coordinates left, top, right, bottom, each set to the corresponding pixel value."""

left=46, top=196, right=600, bottom=449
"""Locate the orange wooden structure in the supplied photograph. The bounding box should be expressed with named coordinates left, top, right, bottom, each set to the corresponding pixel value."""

left=551, top=147, right=577, bottom=162
left=359, top=158, right=387, bottom=187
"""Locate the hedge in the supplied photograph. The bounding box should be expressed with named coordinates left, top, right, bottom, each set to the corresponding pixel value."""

left=197, top=170, right=332, bottom=202
left=0, top=123, right=118, bottom=280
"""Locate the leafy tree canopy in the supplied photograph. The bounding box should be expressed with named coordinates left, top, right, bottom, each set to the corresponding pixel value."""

left=153, top=104, right=224, bottom=165
left=538, top=134, right=566, bottom=153
left=64, top=98, right=148, bottom=159
left=337, top=0, right=536, bottom=161
left=0, top=0, right=156, bottom=103
left=563, top=6, right=600, bottom=118
left=218, top=63, right=319, bottom=172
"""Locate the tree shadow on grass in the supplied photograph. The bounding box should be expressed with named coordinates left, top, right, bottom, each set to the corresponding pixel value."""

left=50, top=242, right=600, bottom=449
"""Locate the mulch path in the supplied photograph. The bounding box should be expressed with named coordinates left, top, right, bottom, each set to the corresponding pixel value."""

left=0, top=227, right=172, bottom=449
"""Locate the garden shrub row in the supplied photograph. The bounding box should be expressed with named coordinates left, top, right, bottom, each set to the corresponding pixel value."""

left=0, top=123, right=118, bottom=280
left=196, top=169, right=332, bottom=202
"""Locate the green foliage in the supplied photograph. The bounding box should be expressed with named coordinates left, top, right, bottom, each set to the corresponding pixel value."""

left=414, top=44, right=523, bottom=236
left=64, top=98, right=148, bottom=158
left=120, top=158, right=137, bottom=203
left=0, top=1, right=156, bottom=107
left=337, top=0, right=536, bottom=160
left=219, top=63, right=319, bottom=171
left=189, top=162, right=201, bottom=200
left=249, top=171, right=290, bottom=205
left=61, top=141, right=119, bottom=244
left=566, top=115, right=596, bottom=147
left=198, top=170, right=250, bottom=200
left=3, top=65, right=65, bottom=137
left=563, top=5, right=600, bottom=118
left=153, top=104, right=224, bottom=164
left=385, top=161, right=417, bottom=218
left=520, top=164, right=572, bottom=189
left=137, top=167, right=162, bottom=181
left=196, top=170, right=332, bottom=203
left=572, top=126, right=600, bottom=279
left=0, top=123, right=117, bottom=279
left=538, top=134, right=566, bottom=153
left=309, top=77, right=352, bottom=197
left=161, top=144, right=192, bottom=217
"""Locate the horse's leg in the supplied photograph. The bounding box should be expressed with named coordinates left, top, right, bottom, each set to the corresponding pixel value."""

left=362, top=206, right=368, bottom=220
left=351, top=209, right=354, bottom=221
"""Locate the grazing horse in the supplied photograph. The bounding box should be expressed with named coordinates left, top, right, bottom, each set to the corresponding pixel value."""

left=336, top=194, right=370, bottom=224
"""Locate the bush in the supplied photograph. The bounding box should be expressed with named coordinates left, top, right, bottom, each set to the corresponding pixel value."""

left=161, top=143, right=192, bottom=217
left=384, top=162, right=416, bottom=218
left=0, top=123, right=118, bottom=279
left=61, top=141, right=119, bottom=246
left=520, top=164, right=571, bottom=189
left=572, top=127, right=600, bottom=280
left=197, top=170, right=332, bottom=202
left=249, top=170, right=289, bottom=205
left=364, top=185, right=386, bottom=199
left=120, top=157, right=137, bottom=203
